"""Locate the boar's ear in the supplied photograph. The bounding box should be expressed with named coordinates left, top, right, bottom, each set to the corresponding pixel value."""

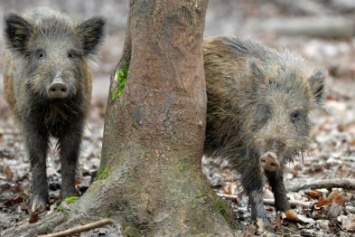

left=4, top=13, right=32, bottom=54
left=309, top=69, right=327, bottom=106
left=77, top=17, right=105, bottom=56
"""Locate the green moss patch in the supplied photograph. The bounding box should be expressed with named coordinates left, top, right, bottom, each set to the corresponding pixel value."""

left=64, top=196, right=78, bottom=204
left=56, top=205, right=64, bottom=212
left=195, top=191, right=206, bottom=200
left=112, top=66, right=129, bottom=100
left=96, top=168, right=111, bottom=180
left=216, top=199, right=231, bottom=223
left=178, top=160, right=188, bottom=172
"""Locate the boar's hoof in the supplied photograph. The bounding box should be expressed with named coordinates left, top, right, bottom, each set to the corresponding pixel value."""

left=48, top=82, right=68, bottom=99
left=260, top=152, right=280, bottom=172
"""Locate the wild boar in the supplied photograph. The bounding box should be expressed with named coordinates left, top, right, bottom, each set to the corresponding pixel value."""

left=203, top=37, right=326, bottom=231
left=3, top=7, right=105, bottom=211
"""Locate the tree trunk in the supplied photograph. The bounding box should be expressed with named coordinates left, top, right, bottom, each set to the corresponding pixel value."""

left=76, top=0, right=235, bottom=236
left=1, top=1, right=237, bottom=236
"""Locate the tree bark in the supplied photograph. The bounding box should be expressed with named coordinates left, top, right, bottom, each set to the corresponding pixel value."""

left=75, top=0, right=235, bottom=236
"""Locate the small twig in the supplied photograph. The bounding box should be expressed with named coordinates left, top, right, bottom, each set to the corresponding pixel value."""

left=216, top=193, right=239, bottom=200
left=287, top=178, right=355, bottom=192
left=37, top=218, right=114, bottom=237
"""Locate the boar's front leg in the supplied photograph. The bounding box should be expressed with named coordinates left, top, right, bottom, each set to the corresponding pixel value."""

left=265, top=170, right=290, bottom=212
left=240, top=162, right=272, bottom=231
left=58, top=122, right=83, bottom=199
left=24, top=126, right=49, bottom=211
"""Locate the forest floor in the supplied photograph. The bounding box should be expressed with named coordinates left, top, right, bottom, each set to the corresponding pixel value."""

left=1, top=1, right=355, bottom=236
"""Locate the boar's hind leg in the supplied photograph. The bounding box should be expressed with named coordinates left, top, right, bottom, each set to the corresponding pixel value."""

left=265, top=170, right=291, bottom=212
left=241, top=167, right=272, bottom=229
left=25, top=130, right=49, bottom=211
left=58, top=124, right=83, bottom=199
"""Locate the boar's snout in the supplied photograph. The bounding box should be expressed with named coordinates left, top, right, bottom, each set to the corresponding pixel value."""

left=48, top=77, right=69, bottom=99
left=260, top=151, right=280, bottom=172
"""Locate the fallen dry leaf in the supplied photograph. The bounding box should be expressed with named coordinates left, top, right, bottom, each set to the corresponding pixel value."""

left=316, top=190, right=345, bottom=208
left=4, top=167, right=13, bottom=181
left=281, top=209, right=315, bottom=224
left=313, top=190, right=346, bottom=220
left=340, top=215, right=355, bottom=231
left=285, top=209, right=299, bottom=221
left=29, top=212, right=39, bottom=223
left=315, top=197, right=328, bottom=209
left=0, top=183, right=11, bottom=190
left=327, top=190, right=346, bottom=206
left=306, top=190, right=321, bottom=199
left=4, top=196, right=24, bottom=207
left=74, top=179, right=81, bottom=185
left=11, top=184, right=24, bottom=193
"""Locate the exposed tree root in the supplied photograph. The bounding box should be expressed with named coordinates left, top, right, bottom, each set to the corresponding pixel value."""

left=1, top=211, right=118, bottom=237
left=287, top=178, right=355, bottom=192
left=1, top=212, right=66, bottom=237
left=38, top=218, right=114, bottom=237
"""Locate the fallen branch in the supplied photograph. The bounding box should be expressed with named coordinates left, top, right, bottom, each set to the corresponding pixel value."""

left=252, top=16, right=355, bottom=38
left=287, top=178, right=355, bottom=192
left=217, top=193, right=312, bottom=208
left=0, top=131, right=20, bottom=135
left=263, top=198, right=311, bottom=208
left=38, top=218, right=114, bottom=237
left=273, top=0, right=327, bottom=15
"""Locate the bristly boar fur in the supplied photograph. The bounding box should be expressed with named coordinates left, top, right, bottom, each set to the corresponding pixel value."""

left=3, top=7, right=105, bottom=211
left=203, top=37, right=326, bottom=231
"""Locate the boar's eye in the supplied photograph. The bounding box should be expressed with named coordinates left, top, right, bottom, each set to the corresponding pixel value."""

left=290, top=110, right=304, bottom=123
left=67, top=50, right=81, bottom=59
left=36, top=49, right=46, bottom=59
